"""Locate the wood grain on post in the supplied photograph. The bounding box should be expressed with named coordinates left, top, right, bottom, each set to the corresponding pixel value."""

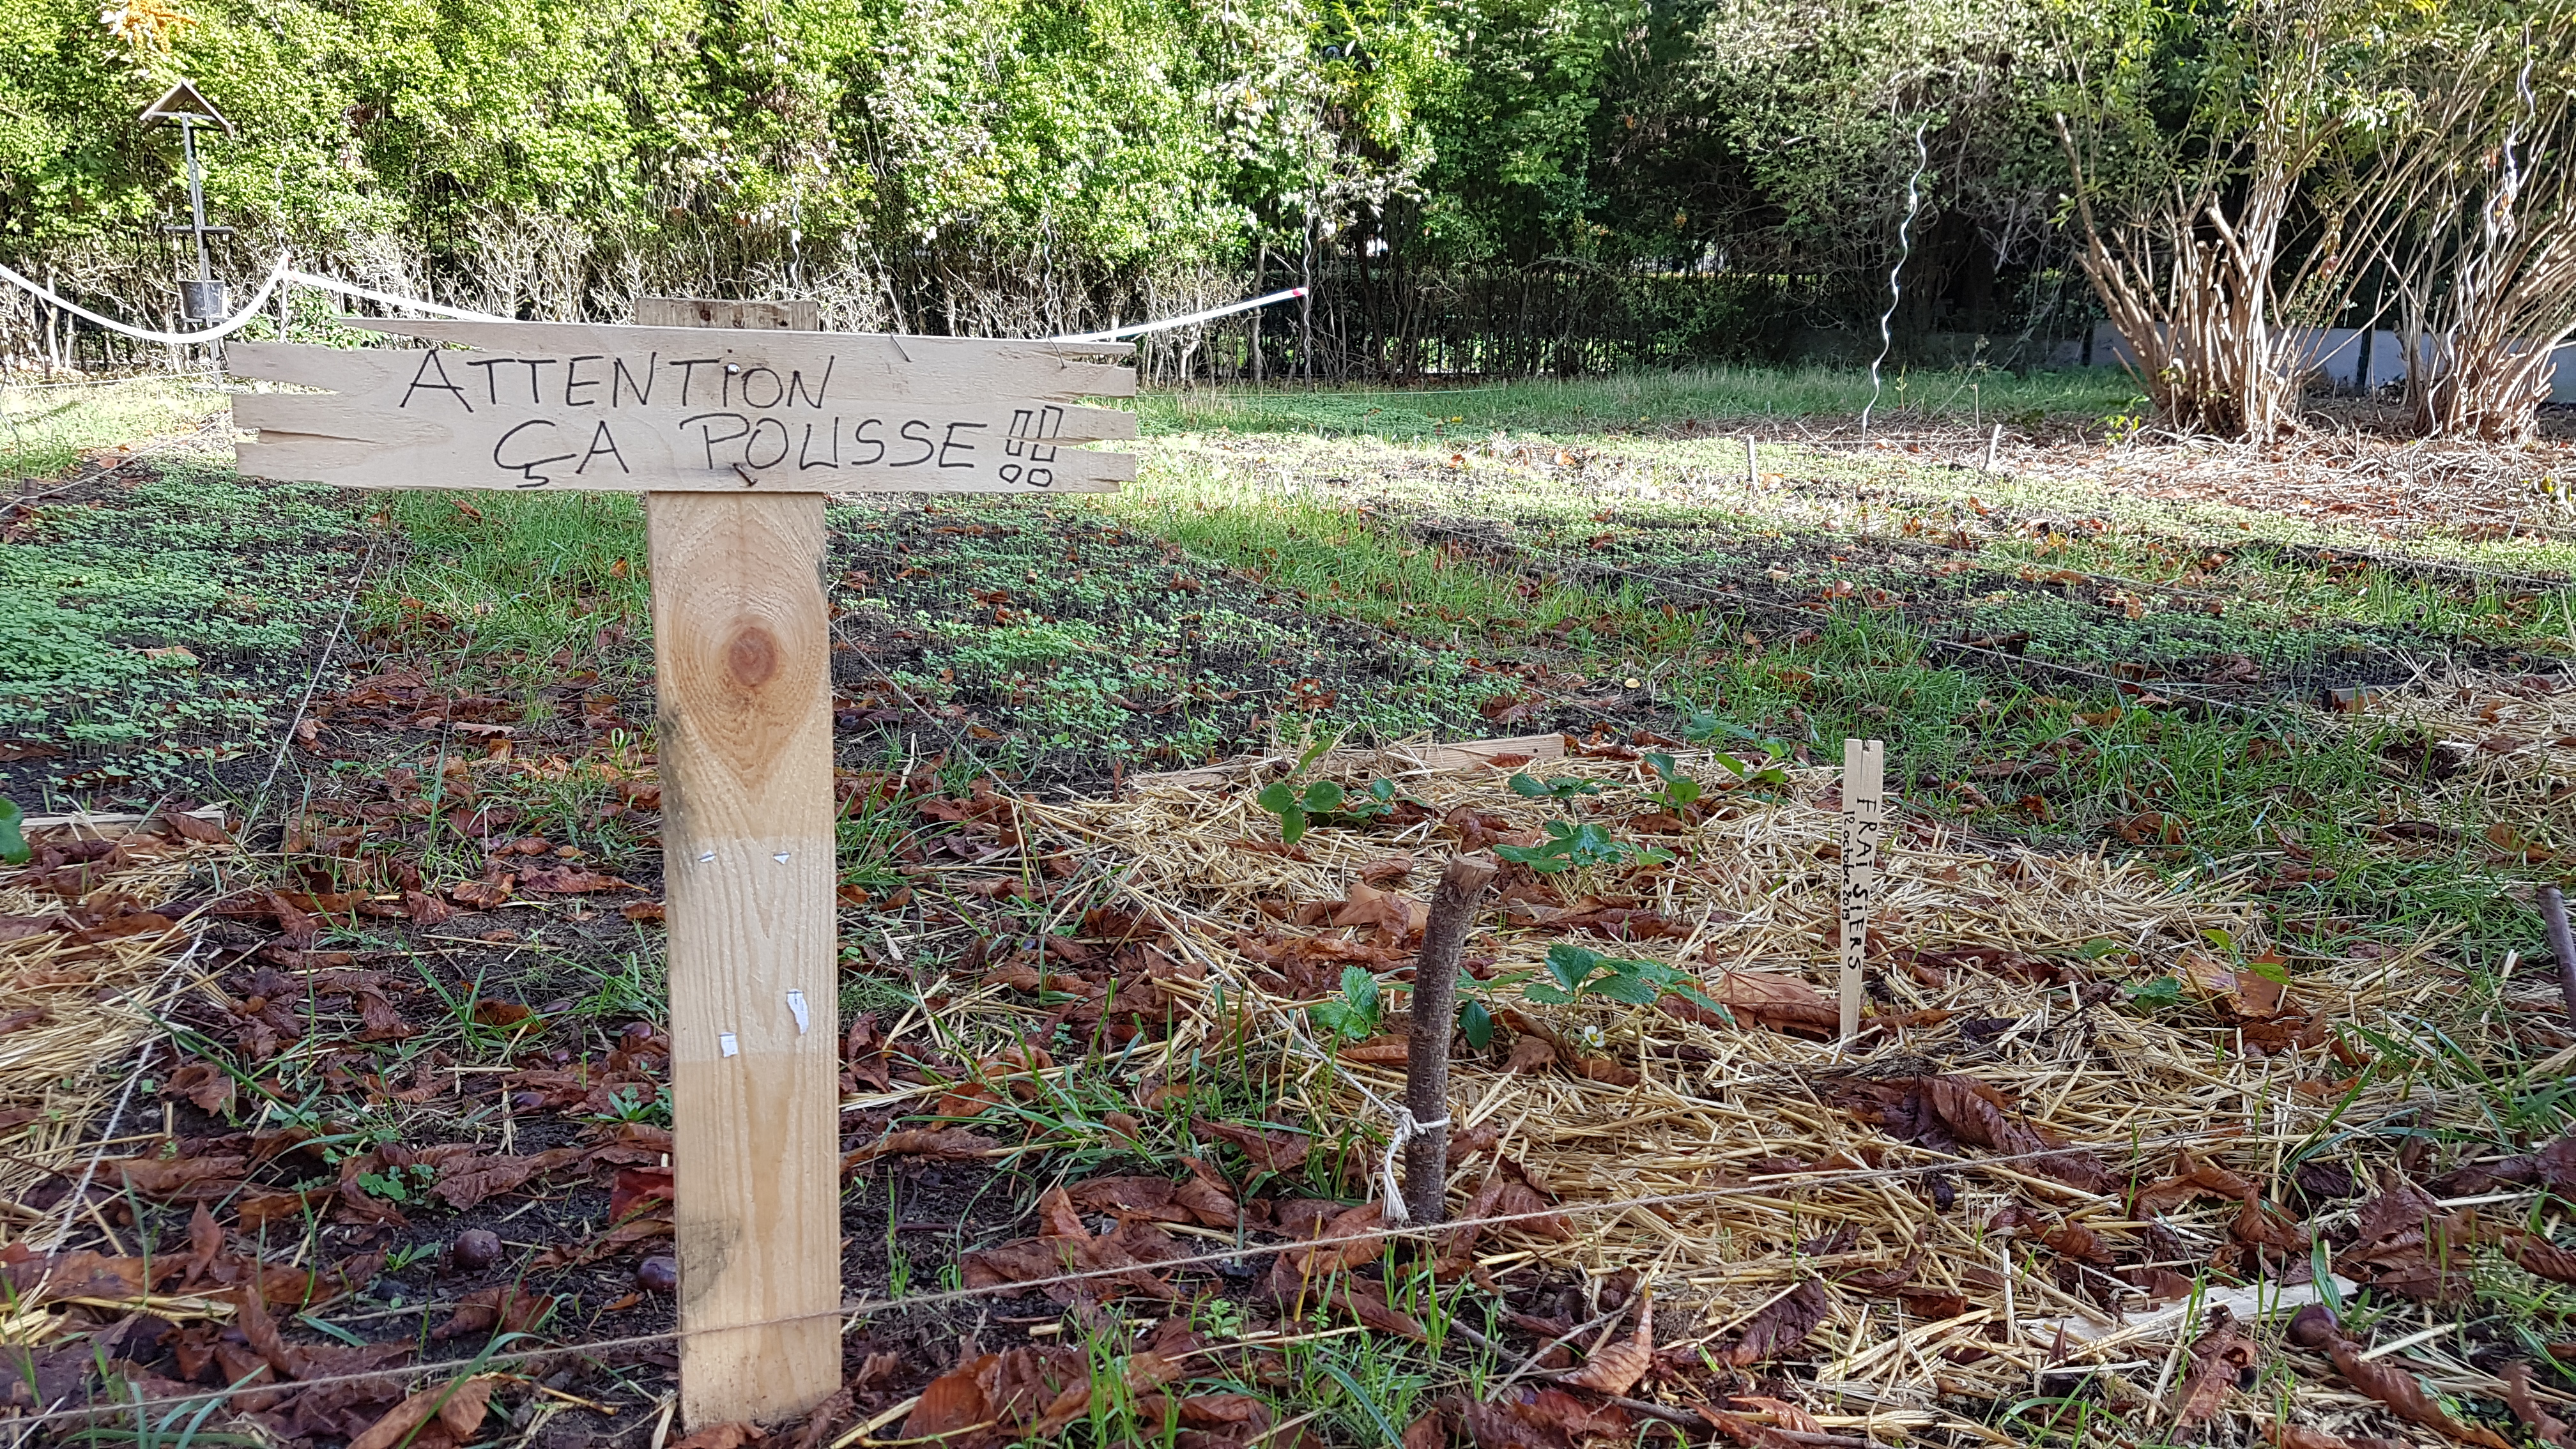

left=644, top=296, right=843, bottom=1427
left=1404, top=850, right=1499, bottom=1226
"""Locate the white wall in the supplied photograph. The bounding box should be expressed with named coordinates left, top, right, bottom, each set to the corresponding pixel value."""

left=2084, top=321, right=2576, bottom=401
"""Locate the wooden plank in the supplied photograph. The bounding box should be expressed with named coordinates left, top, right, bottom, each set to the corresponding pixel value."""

left=229, top=326, right=1137, bottom=398
left=635, top=297, right=824, bottom=332
left=1837, top=737, right=1886, bottom=1041
left=650, top=306, right=843, bottom=1429
left=229, top=322, right=1137, bottom=494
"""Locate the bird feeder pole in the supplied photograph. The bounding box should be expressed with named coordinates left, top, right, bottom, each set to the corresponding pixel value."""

left=140, top=79, right=236, bottom=323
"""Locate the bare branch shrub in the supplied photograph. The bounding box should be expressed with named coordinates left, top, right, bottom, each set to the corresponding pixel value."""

left=2052, top=1, right=2418, bottom=440
left=2393, top=12, right=2576, bottom=441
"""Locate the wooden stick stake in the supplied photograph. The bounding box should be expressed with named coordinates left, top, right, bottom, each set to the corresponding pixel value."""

left=1404, top=850, right=1498, bottom=1226
left=1984, top=422, right=2002, bottom=475
left=2545, top=885, right=2576, bottom=1034
left=1838, top=739, right=1886, bottom=1041
left=1745, top=434, right=1758, bottom=484
left=644, top=297, right=842, bottom=1428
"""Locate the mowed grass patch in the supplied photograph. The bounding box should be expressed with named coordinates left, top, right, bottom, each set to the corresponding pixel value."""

left=0, top=376, right=226, bottom=483
left=362, top=490, right=653, bottom=700
left=1138, top=364, right=2147, bottom=443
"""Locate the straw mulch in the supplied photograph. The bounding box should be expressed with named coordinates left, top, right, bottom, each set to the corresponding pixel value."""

left=0, top=813, right=226, bottom=1241
left=2342, top=667, right=2575, bottom=823
left=1023, top=741, right=2552, bottom=1443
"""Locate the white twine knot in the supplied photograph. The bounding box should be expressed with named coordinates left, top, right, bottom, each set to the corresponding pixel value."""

left=1377, top=1106, right=1451, bottom=1225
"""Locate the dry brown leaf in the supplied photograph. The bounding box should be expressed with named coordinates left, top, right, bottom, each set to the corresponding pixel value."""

left=1504, top=1034, right=1558, bottom=1074
left=1715, top=1282, right=1828, bottom=1368
left=1709, top=971, right=1839, bottom=1034
left=2271, top=1425, right=2363, bottom=1449
left=2175, top=1307, right=2253, bottom=1425
left=1726, top=1397, right=1822, bottom=1434
left=1192, top=1117, right=1312, bottom=1174
left=667, top=1424, right=767, bottom=1449
left=2325, top=1333, right=2511, bottom=1447
left=1338, top=1034, right=1413, bottom=1065
left=1561, top=1292, right=1653, bottom=1396
left=346, top=1376, right=498, bottom=1449
left=2504, top=1361, right=2576, bottom=1448
left=843, top=1127, right=999, bottom=1165
left=1698, top=1409, right=1805, bottom=1449
left=2133, top=1154, right=2260, bottom=1215
left=430, top=1285, right=555, bottom=1341
left=1462, top=1387, right=1628, bottom=1448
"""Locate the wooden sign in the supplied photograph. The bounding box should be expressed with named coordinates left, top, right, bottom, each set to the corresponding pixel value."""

left=229, top=302, right=1137, bottom=1430
left=230, top=318, right=1137, bottom=493
left=1837, top=738, right=1886, bottom=1041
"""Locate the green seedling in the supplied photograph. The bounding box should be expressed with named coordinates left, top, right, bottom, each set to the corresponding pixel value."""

left=355, top=1162, right=436, bottom=1205
left=1640, top=752, right=1703, bottom=810
left=1308, top=965, right=1383, bottom=1042
left=1711, top=740, right=1791, bottom=788
left=2124, top=976, right=2184, bottom=1010
left=1507, top=772, right=1600, bottom=802
left=1524, top=942, right=1724, bottom=1015
left=1494, top=819, right=1670, bottom=874
left=0, top=798, right=24, bottom=866
left=1257, top=778, right=1344, bottom=843
left=1260, top=775, right=1406, bottom=843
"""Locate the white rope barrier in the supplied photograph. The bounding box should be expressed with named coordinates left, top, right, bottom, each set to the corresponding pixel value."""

left=1052, top=286, right=1307, bottom=342
left=0, top=257, right=290, bottom=345
left=0, top=261, right=1305, bottom=351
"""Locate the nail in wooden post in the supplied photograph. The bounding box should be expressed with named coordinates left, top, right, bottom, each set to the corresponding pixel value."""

left=1404, top=850, right=1498, bottom=1226
left=642, top=296, right=841, bottom=1428
left=1838, top=738, right=1886, bottom=1041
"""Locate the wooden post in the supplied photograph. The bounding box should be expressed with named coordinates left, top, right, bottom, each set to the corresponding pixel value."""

left=1745, top=434, right=1758, bottom=484
left=640, top=296, right=841, bottom=1427
left=1837, top=739, right=1886, bottom=1041
left=1403, top=852, right=1498, bottom=1226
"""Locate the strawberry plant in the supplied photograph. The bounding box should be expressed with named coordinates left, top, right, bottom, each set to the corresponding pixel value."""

left=0, top=798, right=24, bottom=866
left=1494, top=819, right=1669, bottom=874
left=1308, top=965, right=1383, bottom=1041
left=1508, top=772, right=1600, bottom=802
left=1257, top=775, right=1406, bottom=843
left=1639, top=752, right=1703, bottom=810
left=1525, top=943, right=1725, bottom=1016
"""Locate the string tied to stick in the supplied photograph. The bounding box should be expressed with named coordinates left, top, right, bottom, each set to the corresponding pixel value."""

left=1378, top=1105, right=1450, bottom=1225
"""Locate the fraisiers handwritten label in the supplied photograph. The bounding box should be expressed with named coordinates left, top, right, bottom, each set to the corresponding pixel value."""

left=229, top=318, right=1137, bottom=494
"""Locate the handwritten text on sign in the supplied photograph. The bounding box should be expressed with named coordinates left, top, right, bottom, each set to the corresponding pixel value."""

left=229, top=319, right=1137, bottom=494
left=1837, top=737, right=1886, bottom=1041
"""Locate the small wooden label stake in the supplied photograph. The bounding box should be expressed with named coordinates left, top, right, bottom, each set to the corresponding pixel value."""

left=1838, top=738, right=1886, bottom=1041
